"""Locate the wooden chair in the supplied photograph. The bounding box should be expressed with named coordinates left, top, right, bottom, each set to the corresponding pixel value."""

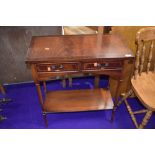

left=117, top=27, right=155, bottom=128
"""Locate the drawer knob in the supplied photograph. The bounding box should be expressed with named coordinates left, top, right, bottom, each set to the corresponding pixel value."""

left=47, top=67, right=51, bottom=71
left=59, top=64, right=64, bottom=69
left=94, top=62, right=98, bottom=67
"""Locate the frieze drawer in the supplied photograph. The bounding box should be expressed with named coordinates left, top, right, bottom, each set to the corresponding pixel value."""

left=36, top=63, right=80, bottom=72
left=83, top=61, right=123, bottom=71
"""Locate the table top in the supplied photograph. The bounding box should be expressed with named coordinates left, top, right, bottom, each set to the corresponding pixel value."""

left=26, top=34, right=134, bottom=63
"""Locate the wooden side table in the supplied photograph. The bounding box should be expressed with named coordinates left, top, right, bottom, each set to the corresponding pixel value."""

left=26, top=34, right=134, bottom=127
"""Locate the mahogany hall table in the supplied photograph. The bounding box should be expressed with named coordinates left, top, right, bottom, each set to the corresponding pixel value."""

left=26, top=34, right=134, bottom=127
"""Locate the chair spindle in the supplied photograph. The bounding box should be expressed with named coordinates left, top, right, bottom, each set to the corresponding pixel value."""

left=140, top=43, right=145, bottom=74
left=134, top=42, right=141, bottom=79
left=147, top=41, right=153, bottom=73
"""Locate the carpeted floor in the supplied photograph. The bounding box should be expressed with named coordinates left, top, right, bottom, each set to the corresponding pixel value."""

left=0, top=76, right=154, bottom=129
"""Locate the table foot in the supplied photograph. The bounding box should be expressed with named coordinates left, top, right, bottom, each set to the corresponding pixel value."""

left=0, top=115, right=7, bottom=121
left=0, top=98, right=12, bottom=104
left=43, top=112, right=48, bottom=128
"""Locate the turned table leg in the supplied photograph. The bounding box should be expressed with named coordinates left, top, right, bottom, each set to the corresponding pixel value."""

left=111, top=79, right=123, bottom=121
left=35, top=83, right=44, bottom=106
left=35, top=83, right=48, bottom=128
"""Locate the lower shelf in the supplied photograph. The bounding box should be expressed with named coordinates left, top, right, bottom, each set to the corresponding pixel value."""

left=43, top=88, right=113, bottom=112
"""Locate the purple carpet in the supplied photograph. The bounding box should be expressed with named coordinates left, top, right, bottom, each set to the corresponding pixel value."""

left=0, top=76, right=154, bottom=129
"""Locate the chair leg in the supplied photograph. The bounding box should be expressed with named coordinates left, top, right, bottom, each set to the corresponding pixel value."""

left=116, top=88, right=153, bottom=129
left=124, top=99, right=139, bottom=128
left=43, top=112, right=48, bottom=128
left=139, top=110, right=152, bottom=129
left=124, top=98, right=153, bottom=129
left=111, top=89, right=133, bottom=121
left=117, top=89, right=133, bottom=107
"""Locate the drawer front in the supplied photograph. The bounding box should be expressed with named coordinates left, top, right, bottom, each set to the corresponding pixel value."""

left=83, top=61, right=123, bottom=71
left=36, top=63, right=80, bottom=73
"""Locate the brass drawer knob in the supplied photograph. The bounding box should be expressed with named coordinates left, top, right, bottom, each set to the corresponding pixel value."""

left=94, top=62, right=109, bottom=68
left=47, top=67, right=51, bottom=71
left=94, top=62, right=98, bottom=67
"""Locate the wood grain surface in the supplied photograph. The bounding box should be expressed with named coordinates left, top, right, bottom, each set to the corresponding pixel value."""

left=43, top=88, right=113, bottom=112
left=26, top=34, right=134, bottom=63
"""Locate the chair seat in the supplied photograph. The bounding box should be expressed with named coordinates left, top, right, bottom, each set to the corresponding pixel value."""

left=131, top=72, right=155, bottom=110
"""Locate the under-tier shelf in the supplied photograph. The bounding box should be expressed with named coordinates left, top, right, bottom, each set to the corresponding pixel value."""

left=43, top=88, right=113, bottom=112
